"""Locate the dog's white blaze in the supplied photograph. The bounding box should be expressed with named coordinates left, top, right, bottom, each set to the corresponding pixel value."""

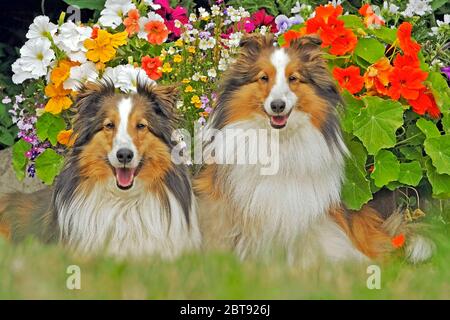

left=264, top=49, right=298, bottom=116
left=204, top=112, right=365, bottom=266
left=108, top=97, right=140, bottom=168
left=57, top=181, right=201, bottom=258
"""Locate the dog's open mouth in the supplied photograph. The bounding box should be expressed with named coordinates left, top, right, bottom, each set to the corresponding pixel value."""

left=115, top=167, right=136, bottom=190
left=270, top=115, right=289, bottom=129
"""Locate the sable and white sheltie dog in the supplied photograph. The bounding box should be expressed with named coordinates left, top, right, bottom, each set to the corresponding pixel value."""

left=0, top=81, right=200, bottom=258
left=195, top=34, right=433, bottom=267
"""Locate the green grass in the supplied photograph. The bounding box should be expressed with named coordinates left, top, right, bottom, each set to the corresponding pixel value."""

left=1, top=203, right=449, bottom=300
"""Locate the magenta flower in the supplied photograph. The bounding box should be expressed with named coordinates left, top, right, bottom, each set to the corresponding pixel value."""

left=155, top=0, right=188, bottom=38
left=251, top=9, right=278, bottom=33
left=442, top=66, right=450, bottom=80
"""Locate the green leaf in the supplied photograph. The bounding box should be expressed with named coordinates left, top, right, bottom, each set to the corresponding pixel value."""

left=12, top=139, right=31, bottom=181
left=386, top=181, right=402, bottom=191
left=340, top=90, right=363, bottom=133
left=339, top=15, right=365, bottom=29
left=353, top=97, right=404, bottom=155
left=432, top=0, right=448, bottom=10
left=424, top=135, right=450, bottom=175
left=36, top=113, right=66, bottom=146
left=368, top=26, right=397, bottom=44
left=62, top=0, right=105, bottom=10
left=398, top=161, right=423, bottom=186
left=35, top=149, right=64, bottom=185
left=416, top=118, right=440, bottom=139
left=425, top=158, right=450, bottom=198
left=354, top=38, right=386, bottom=64
left=399, top=146, right=423, bottom=161
left=371, top=150, right=400, bottom=187
left=342, top=140, right=373, bottom=210
left=442, top=110, right=450, bottom=135
left=0, top=126, right=15, bottom=146
left=427, top=71, right=450, bottom=109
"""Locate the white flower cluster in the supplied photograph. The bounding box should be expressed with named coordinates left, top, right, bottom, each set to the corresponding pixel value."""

left=402, top=0, right=433, bottom=17
left=226, top=6, right=250, bottom=23
left=99, top=0, right=136, bottom=28
left=431, top=14, right=450, bottom=35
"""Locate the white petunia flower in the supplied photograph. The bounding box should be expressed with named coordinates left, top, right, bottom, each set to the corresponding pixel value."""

left=99, top=0, right=136, bottom=28
left=54, top=21, right=92, bottom=63
left=382, top=1, right=399, bottom=14
left=207, top=68, right=217, bottom=78
left=64, top=62, right=99, bottom=90
left=12, top=38, right=55, bottom=84
left=26, top=16, right=57, bottom=40
left=402, top=0, right=432, bottom=17
left=143, top=0, right=161, bottom=10
left=211, top=5, right=221, bottom=16
left=108, top=65, right=154, bottom=93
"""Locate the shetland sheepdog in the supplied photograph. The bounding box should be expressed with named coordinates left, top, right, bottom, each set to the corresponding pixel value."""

left=195, top=34, right=433, bottom=267
left=0, top=81, right=200, bottom=258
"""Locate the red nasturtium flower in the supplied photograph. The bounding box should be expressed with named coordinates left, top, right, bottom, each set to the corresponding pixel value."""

left=328, top=28, right=358, bottom=56
left=333, top=66, right=364, bottom=94
left=145, top=20, right=169, bottom=45
left=124, top=9, right=140, bottom=36
left=358, top=4, right=385, bottom=27
left=397, top=22, right=421, bottom=57
left=408, top=89, right=441, bottom=118
left=281, top=29, right=306, bottom=47
left=388, top=66, right=428, bottom=100
left=364, top=57, right=393, bottom=96
left=141, top=56, right=163, bottom=80
left=391, top=234, right=405, bottom=249
left=304, top=4, right=357, bottom=56
left=91, top=26, right=100, bottom=39
left=393, top=53, right=420, bottom=69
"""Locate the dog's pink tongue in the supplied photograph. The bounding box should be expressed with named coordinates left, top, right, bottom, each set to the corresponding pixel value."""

left=271, top=115, right=288, bottom=126
left=116, top=168, right=135, bottom=188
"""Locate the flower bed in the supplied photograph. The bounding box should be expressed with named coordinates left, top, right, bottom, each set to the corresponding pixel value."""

left=2, top=0, right=450, bottom=210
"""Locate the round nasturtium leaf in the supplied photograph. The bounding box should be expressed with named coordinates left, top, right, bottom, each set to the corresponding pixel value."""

left=424, top=135, right=450, bottom=176
left=353, top=97, right=404, bottom=155
left=398, top=161, right=423, bottom=186
left=371, top=149, right=400, bottom=188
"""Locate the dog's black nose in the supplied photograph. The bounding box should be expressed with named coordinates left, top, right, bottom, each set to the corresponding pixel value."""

left=116, top=148, right=134, bottom=164
left=270, top=99, right=286, bottom=114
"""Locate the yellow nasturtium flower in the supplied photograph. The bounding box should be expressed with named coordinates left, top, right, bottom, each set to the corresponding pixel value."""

left=173, top=54, right=183, bottom=63
left=57, top=129, right=74, bottom=147
left=44, top=83, right=72, bottom=115
left=84, top=30, right=127, bottom=63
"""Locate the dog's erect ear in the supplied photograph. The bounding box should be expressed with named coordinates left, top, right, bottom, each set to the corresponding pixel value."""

left=239, top=33, right=275, bottom=56
left=289, top=35, right=324, bottom=62
left=138, top=82, right=180, bottom=122
left=73, top=81, right=114, bottom=117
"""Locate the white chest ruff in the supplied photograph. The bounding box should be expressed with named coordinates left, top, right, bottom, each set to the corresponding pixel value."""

left=56, top=180, right=200, bottom=259
left=210, top=114, right=362, bottom=262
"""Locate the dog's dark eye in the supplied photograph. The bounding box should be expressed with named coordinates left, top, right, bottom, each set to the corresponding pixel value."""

left=289, top=75, right=298, bottom=82
left=104, top=122, right=115, bottom=130
left=260, top=75, right=269, bottom=82
left=137, top=123, right=147, bottom=130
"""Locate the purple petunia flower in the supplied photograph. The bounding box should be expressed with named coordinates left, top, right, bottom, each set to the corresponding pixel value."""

left=275, top=15, right=291, bottom=34
left=442, top=66, right=450, bottom=80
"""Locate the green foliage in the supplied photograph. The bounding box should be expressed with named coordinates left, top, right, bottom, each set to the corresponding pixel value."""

left=424, top=136, right=450, bottom=175
left=342, top=139, right=372, bottom=210
left=352, top=97, right=404, bottom=155
left=0, top=102, right=17, bottom=147
left=398, top=161, right=423, bottom=186
left=12, top=139, right=31, bottom=181
left=36, top=113, right=66, bottom=146
left=353, top=38, right=386, bottom=64
left=62, top=0, right=106, bottom=10
left=35, top=149, right=64, bottom=185
left=371, top=150, right=400, bottom=188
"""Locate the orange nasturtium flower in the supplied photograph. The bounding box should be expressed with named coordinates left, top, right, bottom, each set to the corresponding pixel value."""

left=51, top=60, right=79, bottom=87
left=328, top=28, right=358, bottom=56
left=124, top=9, right=140, bottom=36
left=391, top=234, right=405, bottom=249
left=145, top=20, right=169, bottom=45
left=387, top=66, right=428, bottom=100
left=84, top=29, right=127, bottom=63
left=397, top=22, right=421, bottom=57
left=44, top=83, right=72, bottom=115
left=333, top=66, right=364, bottom=94
left=364, top=57, right=393, bottom=96
left=57, top=129, right=75, bottom=147
left=358, top=4, right=385, bottom=27
left=314, top=4, right=343, bottom=24
left=141, top=55, right=163, bottom=80
left=408, top=89, right=441, bottom=119
left=281, top=29, right=306, bottom=48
